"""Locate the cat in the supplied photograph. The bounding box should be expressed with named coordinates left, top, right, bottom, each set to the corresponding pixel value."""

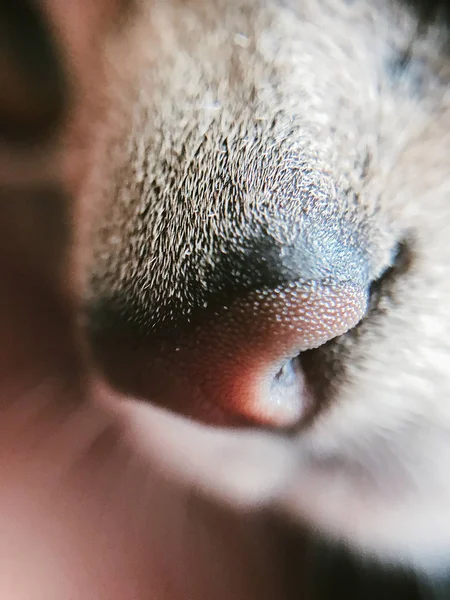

left=73, top=0, right=450, bottom=581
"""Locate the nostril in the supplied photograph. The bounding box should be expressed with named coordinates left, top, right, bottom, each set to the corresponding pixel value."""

left=218, top=280, right=367, bottom=427
left=270, top=355, right=308, bottom=423
left=274, top=357, right=301, bottom=386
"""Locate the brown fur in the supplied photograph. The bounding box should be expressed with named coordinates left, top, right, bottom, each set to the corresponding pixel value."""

left=74, top=0, right=450, bottom=574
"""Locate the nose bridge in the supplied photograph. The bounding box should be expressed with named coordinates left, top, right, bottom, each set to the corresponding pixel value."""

left=187, top=157, right=372, bottom=314
left=214, top=206, right=371, bottom=290
left=173, top=132, right=371, bottom=303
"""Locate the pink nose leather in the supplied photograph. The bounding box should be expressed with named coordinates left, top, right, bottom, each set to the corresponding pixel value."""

left=146, top=280, right=367, bottom=427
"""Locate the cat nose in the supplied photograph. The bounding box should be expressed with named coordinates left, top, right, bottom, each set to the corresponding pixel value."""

left=87, top=177, right=384, bottom=428
left=89, top=273, right=369, bottom=429
left=139, top=278, right=367, bottom=428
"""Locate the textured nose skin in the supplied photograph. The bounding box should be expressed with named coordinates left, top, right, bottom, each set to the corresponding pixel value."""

left=129, top=279, right=367, bottom=428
